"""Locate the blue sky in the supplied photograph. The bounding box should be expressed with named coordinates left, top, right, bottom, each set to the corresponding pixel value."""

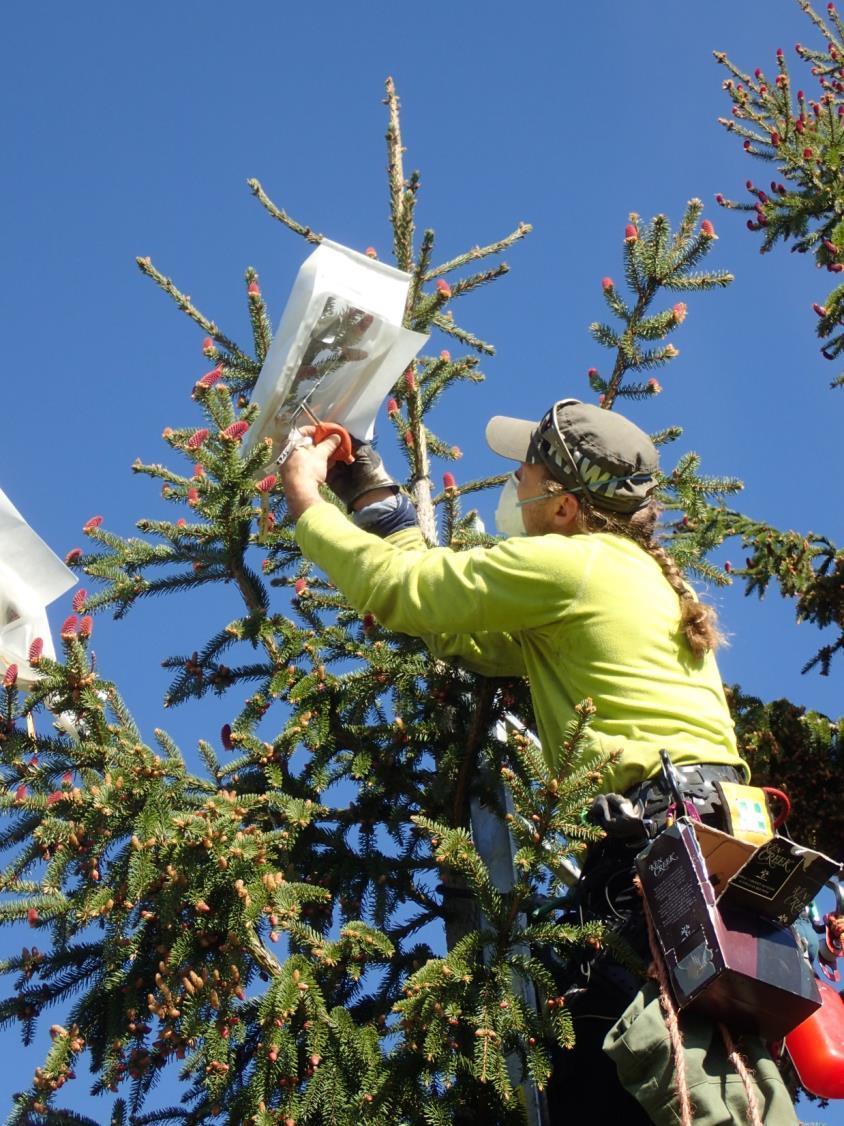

left=2, top=1, right=842, bottom=1120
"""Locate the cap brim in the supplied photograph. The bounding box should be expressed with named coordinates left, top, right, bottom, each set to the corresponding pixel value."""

left=485, top=416, right=537, bottom=462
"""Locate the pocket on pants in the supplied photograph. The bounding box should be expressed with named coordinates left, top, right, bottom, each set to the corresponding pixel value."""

left=603, top=982, right=799, bottom=1125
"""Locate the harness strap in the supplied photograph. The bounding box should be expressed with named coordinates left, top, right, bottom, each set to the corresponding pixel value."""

left=625, top=763, right=743, bottom=823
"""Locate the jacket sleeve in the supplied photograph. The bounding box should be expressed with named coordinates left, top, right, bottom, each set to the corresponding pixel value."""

left=295, top=502, right=590, bottom=675
left=376, top=527, right=527, bottom=676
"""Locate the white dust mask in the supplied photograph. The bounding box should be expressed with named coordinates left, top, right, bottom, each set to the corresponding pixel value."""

left=495, top=474, right=527, bottom=537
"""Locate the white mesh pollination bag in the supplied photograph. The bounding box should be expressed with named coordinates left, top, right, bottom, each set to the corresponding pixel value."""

left=0, top=486, right=77, bottom=687
left=246, top=240, right=429, bottom=456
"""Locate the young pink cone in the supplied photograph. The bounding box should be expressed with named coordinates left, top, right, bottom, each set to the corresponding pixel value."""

left=196, top=365, right=223, bottom=391
left=60, top=616, right=79, bottom=639
left=187, top=429, right=209, bottom=451
left=220, top=421, right=249, bottom=442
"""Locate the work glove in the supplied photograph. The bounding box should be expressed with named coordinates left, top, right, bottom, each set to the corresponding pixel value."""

left=326, top=439, right=399, bottom=511
left=588, top=793, right=650, bottom=845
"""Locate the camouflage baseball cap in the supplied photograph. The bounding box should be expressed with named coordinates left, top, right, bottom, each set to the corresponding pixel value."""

left=485, top=398, right=659, bottom=514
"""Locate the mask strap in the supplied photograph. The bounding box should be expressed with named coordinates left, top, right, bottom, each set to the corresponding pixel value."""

left=514, top=492, right=556, bottom=509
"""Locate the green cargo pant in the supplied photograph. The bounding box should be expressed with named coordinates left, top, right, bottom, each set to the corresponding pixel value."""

left=603, top=982, right=799, bottom=1125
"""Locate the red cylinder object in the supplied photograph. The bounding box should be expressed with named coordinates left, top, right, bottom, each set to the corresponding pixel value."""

left=786, top=977, right=844, bottom=1099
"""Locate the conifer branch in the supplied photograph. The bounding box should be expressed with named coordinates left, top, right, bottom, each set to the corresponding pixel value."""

left=246, top=178, right=323, bottom=244
left=135, top=258, right=252, bottom=363
left=402, top=228, right=437, bottom=327
left=245, top=267, right=272, bottom=362
left=433, top=472, right=509, bottom=506
left=384, top=77, right=414, bottom=272
left=715, top=9, right=844, bottom=386
left=595, top=204, right=729, bottom=410
left=430, top=313, right=495, bottom=355
left=424, top=222, right=533, bottom=280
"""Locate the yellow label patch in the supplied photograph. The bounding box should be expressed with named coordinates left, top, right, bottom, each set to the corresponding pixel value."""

left=717, top=782, right=774, bottom=847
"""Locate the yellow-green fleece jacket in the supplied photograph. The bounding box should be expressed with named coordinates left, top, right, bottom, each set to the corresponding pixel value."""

left=295, top=502, right=746, bottom=795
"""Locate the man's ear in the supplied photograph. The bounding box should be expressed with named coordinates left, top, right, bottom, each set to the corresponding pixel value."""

left=550, top=492, right=581, bottom=534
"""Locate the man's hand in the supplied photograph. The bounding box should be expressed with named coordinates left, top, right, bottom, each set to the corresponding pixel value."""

left=278, top=427, right=342, bottom=521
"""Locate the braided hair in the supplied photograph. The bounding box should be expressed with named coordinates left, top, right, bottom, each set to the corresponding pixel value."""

left=542, top=483, right=723, bottom=657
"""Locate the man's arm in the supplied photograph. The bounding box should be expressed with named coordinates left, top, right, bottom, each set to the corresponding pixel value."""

left=279, top=433, right=527, bottom=674
left=368, top=527, right=527, bottom=677
left=279, top=431, right=575, bottom=669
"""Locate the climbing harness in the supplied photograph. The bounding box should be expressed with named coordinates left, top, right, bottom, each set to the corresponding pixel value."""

left=555, top=751, right=844, bottom=1117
